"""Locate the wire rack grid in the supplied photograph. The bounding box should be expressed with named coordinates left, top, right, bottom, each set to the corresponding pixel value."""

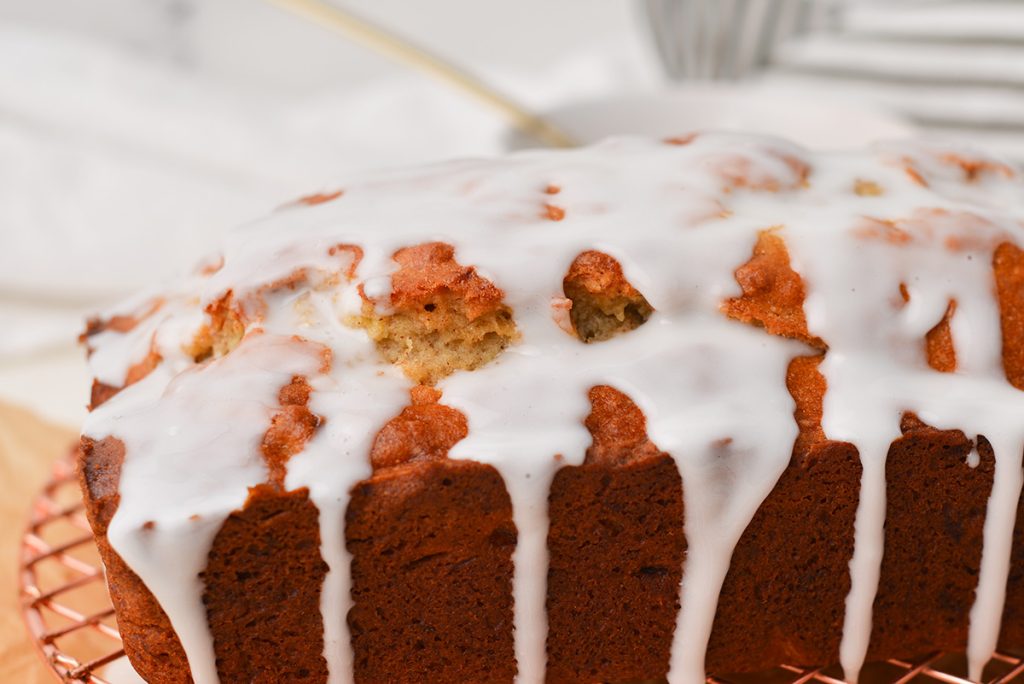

left=17, top=456, right=1024, bottom=684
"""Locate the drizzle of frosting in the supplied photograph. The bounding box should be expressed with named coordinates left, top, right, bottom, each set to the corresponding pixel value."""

left=82, top=133, right=1024, bottom=684
left=83, top=333, right=328, bottom=683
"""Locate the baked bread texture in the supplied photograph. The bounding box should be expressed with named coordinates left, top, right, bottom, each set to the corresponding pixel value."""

left=78, top=134, right=1024, bottom=683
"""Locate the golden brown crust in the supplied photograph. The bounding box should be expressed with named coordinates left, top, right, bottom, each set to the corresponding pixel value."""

left=352, top=243, right=518, bottom=384
left=904, top=162, right=929, bottom=187
left=854, top=179, right=885, bottom=196
left=328, top=243, right=364, bottom=279
left=369, top=387, right=468, bottom=470
left=82, top=299, right=166, bottom=409
left=583, top=385, right=661, bottom=465
left=81, top=298, right=164, bottom=344
left=542, top=203, right=566, bottom=221
left=925, top=300, right=958, bottom=373
left=388, top=242, right=507, bottom=321
left=787, top=354, right=828, bottom=457
left=995, top=241, right=1024, bottom=390
left=261, top=376, right=322, bottom=489
left=564, top=251, right=643, bottom=305
left=897, top=284, right=959, bottom=372
left=89, top=380, right=121, bottom=411
left=665, top=133, right=698, bottom=146
left=723, top=229, right=825, bottom=349
left=853, top=217, right=913, bottom=245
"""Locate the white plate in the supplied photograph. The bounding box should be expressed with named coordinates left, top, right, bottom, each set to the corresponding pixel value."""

left=512, top=84, right=916, bottom=151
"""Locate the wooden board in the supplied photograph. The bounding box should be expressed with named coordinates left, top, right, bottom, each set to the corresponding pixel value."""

left=0, top=400, right=77, bottom=682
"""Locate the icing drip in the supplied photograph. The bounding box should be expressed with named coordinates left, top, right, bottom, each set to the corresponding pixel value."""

left=273, top=290, right=408, bottom=684
left=969, top=433, right=1024, bottom=681
left=83, top=334, right=328, bottom=684
left=783, top=148, right=1024, bottom=680
left=657, top=322, right=801, bottom=683
left=81, top=134, right=1024, bottom=684
left=443, top=301, right=593, bottom=683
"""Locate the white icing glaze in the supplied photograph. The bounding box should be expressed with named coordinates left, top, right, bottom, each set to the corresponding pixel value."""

left=272, top=287, right=408, bottom=684
left=781, top=143, right=1024, bottom=681
left=83, top=333, right=328, bottom=683
left=82, top=134, right=1024, bottom=684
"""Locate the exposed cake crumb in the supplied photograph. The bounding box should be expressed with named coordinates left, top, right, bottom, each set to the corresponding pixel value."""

left=186, top=292, right=246, bottom=362
left=351, top=243, right=518, bottom=384
left=562, top=250, right=653, bottom=343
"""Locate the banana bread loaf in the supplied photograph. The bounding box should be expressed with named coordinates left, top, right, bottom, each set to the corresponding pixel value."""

left=79, top=133, right=1024, bottom=683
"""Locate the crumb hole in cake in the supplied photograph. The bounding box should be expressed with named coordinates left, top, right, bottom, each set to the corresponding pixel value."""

left=562, top=251, right=653, bottom=343
left=349, top=242, right=518, bottom=384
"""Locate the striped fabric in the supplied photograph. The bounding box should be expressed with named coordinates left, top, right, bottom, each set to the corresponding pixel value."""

left=762, top=1, right=1024, bottom=158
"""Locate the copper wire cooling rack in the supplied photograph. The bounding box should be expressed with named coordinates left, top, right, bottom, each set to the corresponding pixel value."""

left=19, top=457, right=122, bottom=684
left=17, top=456, right=1024, bottom=684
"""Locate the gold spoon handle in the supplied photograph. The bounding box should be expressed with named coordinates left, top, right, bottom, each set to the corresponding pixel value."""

left=267, top=0, right=577, bottom=149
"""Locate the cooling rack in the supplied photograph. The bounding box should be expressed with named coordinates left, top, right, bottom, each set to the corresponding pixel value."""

left=19, top=457, right=121, bottom=684
left=18, top=456, right=1024, bottom=684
